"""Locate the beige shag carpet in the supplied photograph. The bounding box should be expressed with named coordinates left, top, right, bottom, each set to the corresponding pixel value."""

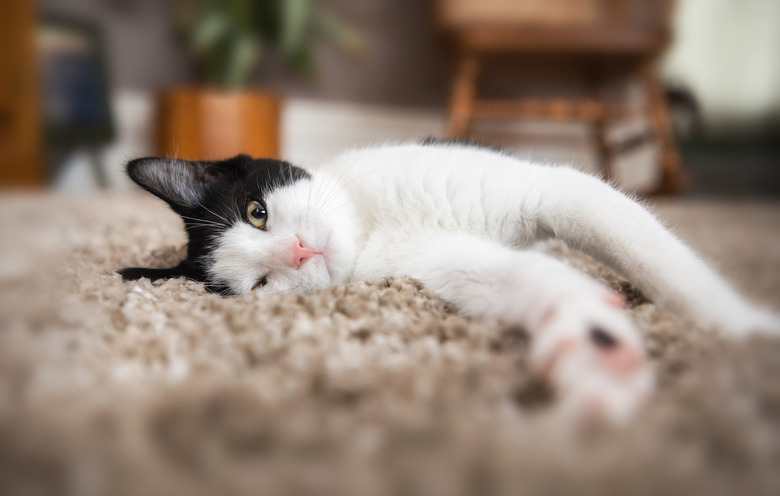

left=1, top=192, right=780, bottom=496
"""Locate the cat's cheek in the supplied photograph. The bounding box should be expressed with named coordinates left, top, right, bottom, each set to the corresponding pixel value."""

left=324, top=221, right=359, bottom=284
left=322, top=240, right=356, bottom=285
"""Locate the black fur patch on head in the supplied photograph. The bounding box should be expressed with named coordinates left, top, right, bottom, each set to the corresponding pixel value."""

left=119, top=154, right=310, bottom=291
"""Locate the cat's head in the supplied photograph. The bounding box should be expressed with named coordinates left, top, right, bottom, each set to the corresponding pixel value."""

left=119, top=154, right=357, bottom=295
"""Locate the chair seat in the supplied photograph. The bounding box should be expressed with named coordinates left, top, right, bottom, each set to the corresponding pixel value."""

left=449, top=24, right=669, bottom=55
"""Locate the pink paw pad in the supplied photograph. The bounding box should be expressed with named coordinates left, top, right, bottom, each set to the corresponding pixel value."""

left=589, top=327, right=644, bottom=377
left=604, top=291, right=626, bottom=308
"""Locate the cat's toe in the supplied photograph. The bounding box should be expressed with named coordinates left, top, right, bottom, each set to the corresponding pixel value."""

left=556, top=362, right=653, bottom=425
left=531, top=298, right=653, bottom=424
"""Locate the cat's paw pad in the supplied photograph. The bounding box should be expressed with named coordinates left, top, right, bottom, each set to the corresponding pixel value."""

left=531, top=296, right=653, bottom=423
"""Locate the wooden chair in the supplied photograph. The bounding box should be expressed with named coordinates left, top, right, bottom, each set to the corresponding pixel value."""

left=435, top=0, right=684, bottom=194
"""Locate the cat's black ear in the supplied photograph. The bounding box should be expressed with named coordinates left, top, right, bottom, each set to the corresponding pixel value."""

left=118, top=260, right=206, bottom=283
left=125, top=157, right=234, bottom=209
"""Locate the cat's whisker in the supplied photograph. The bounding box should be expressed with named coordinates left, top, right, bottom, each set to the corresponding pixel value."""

left=288, top=163, right=303, bottom=212
left=315, top=170, right=347, bottom=212
left=316, top=160, right=355, bottom=209
left=310, top=158, right=352, bottom=211
left=182, top=223, right=224, bottom=231
left=308, top=167, right=320, bottom=213
left=316, top=200, right=351, bottom=216
left=316, top=164, right=394, bottom=213
left=179, top=215, right=227, bottom=228
left=194, top=200, right=233, bottom=226
left=312, top=164, right=341, bottom=211
left=180, top=220, right=217, bottom=228
left=309, top=164, right=350, bottom=212
left=185, top=224, right=219, bottom=230
left=179, top=217, right=221, bottom=225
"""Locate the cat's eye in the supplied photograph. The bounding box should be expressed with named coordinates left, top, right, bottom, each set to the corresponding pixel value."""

left=246, top=200, right=267, bottom=229
left=253, top=276, right=268, bottom=290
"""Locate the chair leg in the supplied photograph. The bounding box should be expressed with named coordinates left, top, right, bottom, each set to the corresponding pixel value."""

left=593, top=119, right=613, bottom=182
left=447, top=52, right=480, bottom=138
left=642, top=61, right=686, bottom=195
left=588, top=64, right=613, bottom=182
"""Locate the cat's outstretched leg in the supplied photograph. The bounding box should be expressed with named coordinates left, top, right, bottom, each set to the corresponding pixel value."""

left=397, top=233, right=653, bottom=423
left=534, top=167, right=780, bottom=337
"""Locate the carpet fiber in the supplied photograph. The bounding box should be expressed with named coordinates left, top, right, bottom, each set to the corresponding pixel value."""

left=1, top=193, right=780, bottom=496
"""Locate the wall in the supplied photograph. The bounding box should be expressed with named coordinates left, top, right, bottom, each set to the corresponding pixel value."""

left=37, top=0, right=191, bottom=90
left=36, top=0, right=450, bottom=108
left=662, top=0, right=780, bottom=133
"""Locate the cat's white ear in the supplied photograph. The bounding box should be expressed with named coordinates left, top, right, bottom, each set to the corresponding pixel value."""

left=126, top=157, right=224, bottom=208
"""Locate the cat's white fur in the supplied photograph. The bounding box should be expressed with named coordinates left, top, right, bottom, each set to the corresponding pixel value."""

left=208, top=143, right=779, bottom=421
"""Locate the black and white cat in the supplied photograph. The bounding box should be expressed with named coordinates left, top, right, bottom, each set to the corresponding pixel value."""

left=120, top=141, right=779, bottom=422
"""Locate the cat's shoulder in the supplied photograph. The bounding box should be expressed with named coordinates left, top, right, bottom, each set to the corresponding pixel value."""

left=316, top=139, right=552, bottom=180
left=419, top=136, right=504, bottom=153
left=329, top=139, right=507, bottom=164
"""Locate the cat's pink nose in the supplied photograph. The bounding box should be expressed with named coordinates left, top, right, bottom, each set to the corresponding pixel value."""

left=291, top=238, right=320, bottom=268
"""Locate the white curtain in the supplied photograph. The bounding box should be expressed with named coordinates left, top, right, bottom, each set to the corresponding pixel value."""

left=662, top=0, right=780, bottom=133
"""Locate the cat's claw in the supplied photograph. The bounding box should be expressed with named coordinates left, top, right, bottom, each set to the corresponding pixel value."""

left=531, top=294, right=654, bottom=424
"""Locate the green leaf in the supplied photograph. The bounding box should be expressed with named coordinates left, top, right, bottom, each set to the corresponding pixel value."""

left=222, top=0, right=252, bottom=31
left=170, top=0, right=362, bottom=84
left=224, top=32, right=261, bottom=89
left=314, top=10, right=365, bottom=57
left=287, top=46, right=317, bottom=79
left=281, top=0, right=313, bottom=56
left=192, top=10, right=230, bottom=53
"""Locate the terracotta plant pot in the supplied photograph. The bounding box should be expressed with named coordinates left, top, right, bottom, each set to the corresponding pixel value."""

left=156, top=87, right=280, bottom=160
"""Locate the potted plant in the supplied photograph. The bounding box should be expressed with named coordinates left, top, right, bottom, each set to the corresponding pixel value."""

left=158, top=0, right=362, bottom=160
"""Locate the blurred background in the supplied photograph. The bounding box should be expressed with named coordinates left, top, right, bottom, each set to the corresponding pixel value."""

left=1, top=0, right=779, bottom=197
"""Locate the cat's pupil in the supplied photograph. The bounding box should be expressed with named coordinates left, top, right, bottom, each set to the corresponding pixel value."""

left=251, top=207, right=264, bottom=218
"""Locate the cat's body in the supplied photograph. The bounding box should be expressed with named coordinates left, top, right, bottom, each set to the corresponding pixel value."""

left=121, top=142, right=779, bottom=421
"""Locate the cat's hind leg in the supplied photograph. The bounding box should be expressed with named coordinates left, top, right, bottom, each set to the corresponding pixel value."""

left=533, top=166, right=779, bottom=337
left=395, top=233, right=653, bottom=423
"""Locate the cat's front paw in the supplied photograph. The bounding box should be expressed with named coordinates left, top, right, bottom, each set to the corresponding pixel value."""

left=531, top=294, right=653, bottom=424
